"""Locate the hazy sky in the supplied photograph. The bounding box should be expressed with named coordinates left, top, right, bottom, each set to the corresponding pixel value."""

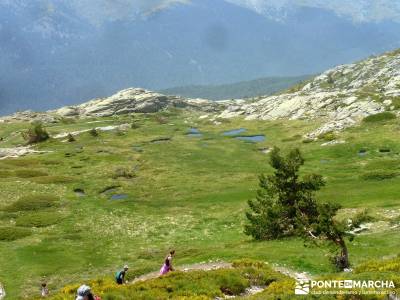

left=1, top=0, right=400, bottom=115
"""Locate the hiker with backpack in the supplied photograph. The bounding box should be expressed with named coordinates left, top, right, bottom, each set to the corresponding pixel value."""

left=159, top=250, right=175, bottom=275
left=40, top=283, right=49, bottom=297
left=115, top=265, right=129, bottom=285
left=75, top=285, right=101, bottom=300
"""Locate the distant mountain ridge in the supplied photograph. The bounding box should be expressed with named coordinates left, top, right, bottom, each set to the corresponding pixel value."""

left=159, top=75, right=311, bottom=100
left=1, top=0, right=400, bottom=115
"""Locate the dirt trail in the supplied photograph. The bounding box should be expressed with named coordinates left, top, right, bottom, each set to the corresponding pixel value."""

left=129, top=261, right=312, bottom=299
left=131, top=261, right=312, bottom=284
left=131, top=262, right=232, bottom=284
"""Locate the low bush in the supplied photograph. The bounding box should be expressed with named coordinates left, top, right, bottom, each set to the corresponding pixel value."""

left=89, top=128, right=99, bottom=137
left=67, top=134, right=76, bottom=142
left=14, top=169, right=48, bottom=178
left=363, top=112, right=396, bottom=123
left=131, top=122, right=141, bottom=129
left=281, top=135, right=302, bottom=142
left=360, top=170, right=399, bottom=181
left=3, top=194, right=58, bottom=212
left=318, top=131, right=336, bottom=141
left=0, top=226, right=31, bottom=241
left=22, top=121, right=50, bottom=144
left=302, top=138, right=314, bottom=144
left=32, top=175, right=75, bottom=184
left=16, top=211, right=62, bottom=227
left=112, top=168, right=136, bottom=179
left=354, top=256, right=400, bottom=273
left=45, top=260, right=293, bottom=300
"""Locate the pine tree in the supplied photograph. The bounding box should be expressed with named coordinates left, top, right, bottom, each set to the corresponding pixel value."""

left=245, top=147, right=370, bottom=270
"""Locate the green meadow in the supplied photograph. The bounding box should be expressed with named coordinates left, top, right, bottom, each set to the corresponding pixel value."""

left=0, top=110, right=399, bottom=298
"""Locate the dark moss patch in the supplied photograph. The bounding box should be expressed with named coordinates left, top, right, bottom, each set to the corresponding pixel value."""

left=363, top=112, right=396, bottom=123
left=0, top=170, right=13, bottom=178
left=0, top=226, right=31, bottom=241
left=32, top=176, right=75, bottom=184
left=14, top=169, right=48, bottom=178
left=16, top=212, right=62, bottom=227
left=3, top=194, right=59, bottom=212
left=360, top=171, right=399, bottom=181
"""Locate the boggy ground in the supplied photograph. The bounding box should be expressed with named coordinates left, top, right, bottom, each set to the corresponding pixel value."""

left=0, top=110, right=399, bottom=298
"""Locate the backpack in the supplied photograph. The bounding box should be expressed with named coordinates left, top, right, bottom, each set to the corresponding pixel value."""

left=115, top=271, right=121, bottom=281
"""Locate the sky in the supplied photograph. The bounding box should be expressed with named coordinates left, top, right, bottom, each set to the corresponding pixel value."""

left=0, top=0, right=400, bottom=115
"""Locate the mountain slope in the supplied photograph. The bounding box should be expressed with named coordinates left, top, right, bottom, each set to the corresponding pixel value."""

left=219, top=49, right=400, bottom=138
left=159, top=75, right=311, bottom=100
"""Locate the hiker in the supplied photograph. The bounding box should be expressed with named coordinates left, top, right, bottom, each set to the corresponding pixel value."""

left=159, top=250, right=175, bottom=275
left=115, top=265, right=129, bottom=285
left=75, top=285, right=101, bottom=300
left=41, top=283, right=49, bottom=297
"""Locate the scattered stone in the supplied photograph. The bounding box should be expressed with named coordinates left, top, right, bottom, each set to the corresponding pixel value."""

left=0, top=283, right=5, bottom=299
left=320, top=140, right=346, bottom=147
left=259, top=147, right=271, bottom=154
left=0, top=146, right=51, bottom=159
left=53, top=123, right=130, bottom=139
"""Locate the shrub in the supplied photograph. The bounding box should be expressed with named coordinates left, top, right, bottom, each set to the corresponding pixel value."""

left=318, top=131, right=336, bottom=141
left=363, top=112, right=396, bottom=123
left=14, top=169, right=48, bottom=178
left=112, top=168, right=136, bottom=179
left=21, top=121, right=50, bottom=144
left=302, top=138, right=314, bottom=144
left=67, top=133, right=76, bottom=142
left=354, top=256, right=400, bottom=273
left=0, top=226, right=31, bottom=241
left=360, top=170, right=399, bottom=181
left=3, top=194, right=58, bottom=212
left=48, top=260, right=293, bottom=300
left=32, top=175, right=75, bottom=184
left=16, top=211, right=62, bottom=227
left=153, top=114, right=168, bottom=124
left=89, top=128, right=99, bottom=137
left=131, top=122, right=141, bottom=129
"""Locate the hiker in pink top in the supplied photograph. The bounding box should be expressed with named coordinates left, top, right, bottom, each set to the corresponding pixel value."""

left=160, top=250, right=175, bottom=275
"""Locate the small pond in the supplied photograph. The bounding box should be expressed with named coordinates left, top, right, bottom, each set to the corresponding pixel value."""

left=110, top=194, right=129, bottom=200
left=186, top=128, right=203, bottom=137
left=235, top=135, right=265, bottom=142
left=222, top=128, right=247, bottom=136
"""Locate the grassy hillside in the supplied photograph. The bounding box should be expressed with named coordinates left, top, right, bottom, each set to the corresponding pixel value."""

left=159, top=75, right=312, bottom=100
left=0, top=110, right=399, bottom=298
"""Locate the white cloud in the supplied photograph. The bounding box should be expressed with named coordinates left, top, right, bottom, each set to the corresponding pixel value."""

left=225, top=0, right=400, bottom=23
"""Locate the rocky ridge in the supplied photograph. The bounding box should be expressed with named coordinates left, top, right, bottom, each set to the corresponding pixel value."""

left=53, top=88, right=221, bottom=118
left=1, top=50, right=399, bottom=140
left=219, top=49, right=400, bottom=138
